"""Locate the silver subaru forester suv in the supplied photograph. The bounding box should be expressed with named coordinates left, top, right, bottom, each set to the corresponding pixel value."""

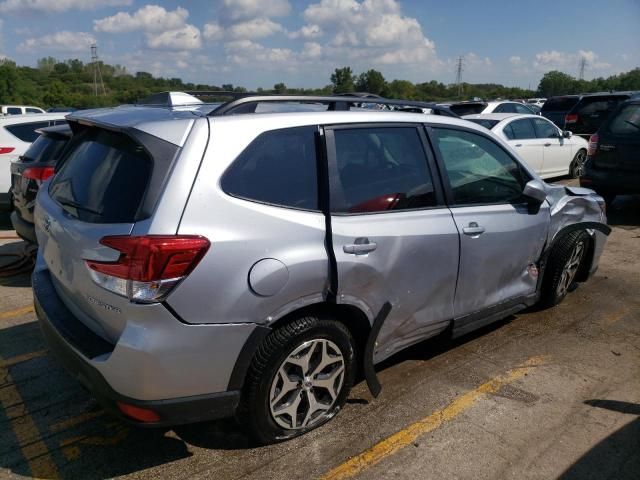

left=33, top=95, right=610, bottom=444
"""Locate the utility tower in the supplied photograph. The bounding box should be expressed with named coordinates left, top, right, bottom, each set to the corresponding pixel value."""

left=455, top=55, right=464, bottom=98
left=578, top=57, right=587, bottom=81
left=91, top=44, right=106, bottom=96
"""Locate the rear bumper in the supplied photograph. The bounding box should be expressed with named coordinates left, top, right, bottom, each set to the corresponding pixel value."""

left=10, top=210, right=37, bottom=244
left=33, top=268, right=254, bottom=427
left=581, top=167, right=640, bottom=194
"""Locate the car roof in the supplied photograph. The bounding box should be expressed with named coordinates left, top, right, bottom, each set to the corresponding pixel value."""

left=463, top=113, right=538, bottom=121
left=35, top=124, right=72, bottom=138
left=0, top=113, right=67, bottom=124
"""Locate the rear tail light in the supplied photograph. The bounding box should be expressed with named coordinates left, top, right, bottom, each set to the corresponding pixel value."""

left=85, top=235, right=210, bottom=303
left=587, top=134, right=599, bottom=156
left=565, top=113, right=578, bottom=124
left=23, top=166, right=55, bottom=181
left=117, top=402, right=160, bottom=423
left=0, top=147, right=16, bottom=154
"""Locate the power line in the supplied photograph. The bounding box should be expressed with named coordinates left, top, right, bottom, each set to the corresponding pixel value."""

left=455, top=55, right=464, bottom=97
left=578, top=57, right=587, bottom=81
left=91, top=44, right=106, bottom=96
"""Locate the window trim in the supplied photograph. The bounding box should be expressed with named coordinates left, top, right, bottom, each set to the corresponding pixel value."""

left=425, top=124, right=532, bottom=208
left=323, top=122, right=446, bottom=216
left=506, top=118, right=537, bottom=140
left=531, top=117, right=560, bottom=139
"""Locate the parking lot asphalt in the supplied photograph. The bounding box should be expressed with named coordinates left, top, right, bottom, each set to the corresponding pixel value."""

left=0, top=180, right=638, bottom=480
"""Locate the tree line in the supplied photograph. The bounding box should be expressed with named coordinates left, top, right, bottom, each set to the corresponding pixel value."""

left=0, top=56, right=638, bottom=109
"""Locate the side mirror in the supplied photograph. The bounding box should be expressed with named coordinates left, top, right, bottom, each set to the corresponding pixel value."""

left=563, top=130, right=572, bottom=138
left=523, top=179, right=547, bottom=205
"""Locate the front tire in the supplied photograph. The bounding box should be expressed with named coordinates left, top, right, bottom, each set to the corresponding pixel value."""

left=570, top=149, right=587, bottom=178
left=539, top=230, right=589, bottom=308
left=239, top=315, right=355, bottom=444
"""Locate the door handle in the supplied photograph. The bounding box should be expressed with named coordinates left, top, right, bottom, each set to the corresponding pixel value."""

left=462, top=222, right=485, bottom=236
left=343, top=238, right=377, bottom=255
left=514, top=144, right=522, bottom=147
left=544, top=143, right=551, bottom=147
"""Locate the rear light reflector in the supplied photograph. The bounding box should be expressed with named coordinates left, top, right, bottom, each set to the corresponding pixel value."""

left=587, top=134, right=599, bottom=156
left=117, top=402, right=160, bottom=423
left=0, top=147, right=16, bottom=154
left=23, top=166, right=55, bottom=181
left=85, top=235, right=210, bottom=303
left=565, top=113, right=578, bottom=124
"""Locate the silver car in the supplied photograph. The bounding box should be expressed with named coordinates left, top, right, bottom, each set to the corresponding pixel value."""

left=33, top=95, right=610, bottom=444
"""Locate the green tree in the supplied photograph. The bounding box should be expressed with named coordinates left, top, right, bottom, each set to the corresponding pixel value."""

left=273, top=82, right=287, bottom=94
left=537, top=70, right=578, bottom=97
left=331, top=66, right=355, bottom=94
left=355, top=69, right=386, bottom=95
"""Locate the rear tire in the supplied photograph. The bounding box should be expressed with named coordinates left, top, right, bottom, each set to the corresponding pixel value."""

left=570, top=149, right=587, bottom=178
left=239, top=315, right=355, bottom=445
left=539, top=230, right=590, bottom=308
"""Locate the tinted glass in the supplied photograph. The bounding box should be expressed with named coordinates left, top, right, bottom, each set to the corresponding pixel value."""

left=576, top=96, right=627, bottom=115
left=5, top=121, right=51, bottom=142
left=608, top=104, right=640, bottom=136
left=466, top=119, right=499, bottom=130
left=222, top=126, right=318, bottom=210
left=22, top=135, right=68, bottom=163
left=508, top=119, right=536, bottom=140
left=541, top=96, right=580, bottom=112
left=515, top=104, right=535, bottom=114
left=26, top=108, right=42, bottom=114
left=332, top=127, right=436, bottom=213
left=532, top=118, right=559, bottom=138
left=449, top=103, right=486, bottom=116
left=433, top=128, right=528, bottom=205
left=7, top=107, right=22, bottom=115
left=494, top=103, right=517, bottom=113
left=49, top=130, right=152, bottom=223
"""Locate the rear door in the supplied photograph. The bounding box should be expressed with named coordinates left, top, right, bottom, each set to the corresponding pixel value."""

left=429, top=126, right=549, bottom=322
left=595, top=102, right=640, bottom=172
left=502, top=118, right=544, bottom=174
left=532, top=117, right=571, bottom=178
left=325, top=123, right=459, bottom=363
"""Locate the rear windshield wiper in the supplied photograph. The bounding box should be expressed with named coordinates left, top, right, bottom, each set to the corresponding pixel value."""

left=624, top=120, right=640, bottom=131
left=57, top=198, right=103, bottom=216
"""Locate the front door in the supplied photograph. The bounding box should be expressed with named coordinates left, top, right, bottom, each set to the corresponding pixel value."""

left=503, top=118, right=544, bottom=174
left=429, top=126, right=550, bottom=320
left=324, top=124, right=459, bottom=363
left=532, top=117, right=571, bottom=177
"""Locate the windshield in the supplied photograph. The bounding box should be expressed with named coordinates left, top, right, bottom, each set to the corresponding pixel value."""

left=22, top=134, right=68, bottom=163
left=541, top=96, right=580, bottom=112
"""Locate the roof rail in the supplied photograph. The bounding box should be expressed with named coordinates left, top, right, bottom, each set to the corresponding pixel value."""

left=207, top=95, right=458, bottom=117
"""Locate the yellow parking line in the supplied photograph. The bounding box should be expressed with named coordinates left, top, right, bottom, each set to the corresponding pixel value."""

left=0, top=350, right=47, bottom=368
left=0, top=305, right=34, bottom=320
left=50, top=410, right=106, bottom=433
left=320, top=355, right=548, bottom=480
left=0, top=354, right=59, bottom=479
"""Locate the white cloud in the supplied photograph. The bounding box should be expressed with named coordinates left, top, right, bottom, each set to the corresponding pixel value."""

left=224, top=39, right=293, bottom=66
left=509, top=55, right=523, bottom=66
left=94, top=5, right=189, bottom=33
left=146, top=24, right=201, bottom=50
left=17, top=31, right=96, bottom=53
left=203, top=22, right=224, bottom=41
left=300, top=41, right=323, bottom=60
left=0, top=0, right=131, bottom=13
left=227, top=18, right=283, bottom=40
left=534, top=49, right=610, bottom=72
left=288, top=24, right=323, bottom=39
left=222, top=0, right=290, bottom=20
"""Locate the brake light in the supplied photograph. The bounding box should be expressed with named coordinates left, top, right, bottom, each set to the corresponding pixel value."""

left=565, top=113, right=578, bottom=124
left=0, top=147, right=16, bottom=154
left=587, top=134, right=599, bottom=156
left=85, top=235, right=210, bottom=303
left=117, top=402, right=160, bottom=423
left=23, top=166, right=55, bottom=181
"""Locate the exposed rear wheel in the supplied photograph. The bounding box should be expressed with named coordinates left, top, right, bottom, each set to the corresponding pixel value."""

left=570, top=149, right=587, bottom=178
left=539, top=230, right=590, bottom=308
left=239, top=315, right=355, bottom=444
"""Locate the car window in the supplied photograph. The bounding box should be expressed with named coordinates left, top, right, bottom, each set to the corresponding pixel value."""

left=608, top=104, right=640, bottom=136
left=4, top=121, right=51, bottom=142
left=221, top=126, right=319, bottom=211
left=532, top=118, right=559, bottom=138
left=541, top=96, right=580, bottom=112
left=7, top=107, right=22, bottom=115
left=26, top=108, right=42, bottom=114
left=515, top=104, right=534, bottom=114
left=507, top=119, right=536, bottom=140
left=433, top=128, right=528, bottom=205
left=494, top=103, right=517, bottom=113
left=577, top=96, right=627, bottom=115
left=466, top=119, right=499, bottom=130
left=331, top=126, right=436, bottom=213
left=22, top=135, right=68, bottom=163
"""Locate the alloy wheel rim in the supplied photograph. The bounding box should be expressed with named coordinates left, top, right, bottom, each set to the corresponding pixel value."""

left=269, top=338, right=345, bottom=430
left=556, top=240, right=585, bottom=298
left=574, top=152, right=587, bottom=177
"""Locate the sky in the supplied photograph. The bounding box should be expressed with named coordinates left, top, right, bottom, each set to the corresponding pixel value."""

left=0, top=0, right=638, bottom=90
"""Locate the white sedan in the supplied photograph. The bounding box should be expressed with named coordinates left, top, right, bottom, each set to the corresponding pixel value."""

left=463, top=113, right=588, bottom=179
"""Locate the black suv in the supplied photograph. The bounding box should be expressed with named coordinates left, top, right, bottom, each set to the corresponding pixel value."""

left=541, top=95, right=582, bottom=128
left=565, top=92, right=639, bottom=138
left=580, top=98, right=640, bottom=204
left=10, top=124, right=71, bottom=243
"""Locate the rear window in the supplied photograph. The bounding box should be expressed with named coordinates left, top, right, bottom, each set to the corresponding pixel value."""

left=449, top=103, right=486, bottom=116
left=541, top=97, right=580, bottom=112
left=608, top=104, right=640, bottom=136
left=49, top=130, right=152, bottom=223
left=22, top=134, right=68, bottom=163
left=575, top=96, right=628, bottom=115
left=5, top=121, right=52, bottom=142
left=466, top=119, right=499, bottom=130
left=7, top=107, right=22, bottom=115
left=221, top=126, right=318, bottom=211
